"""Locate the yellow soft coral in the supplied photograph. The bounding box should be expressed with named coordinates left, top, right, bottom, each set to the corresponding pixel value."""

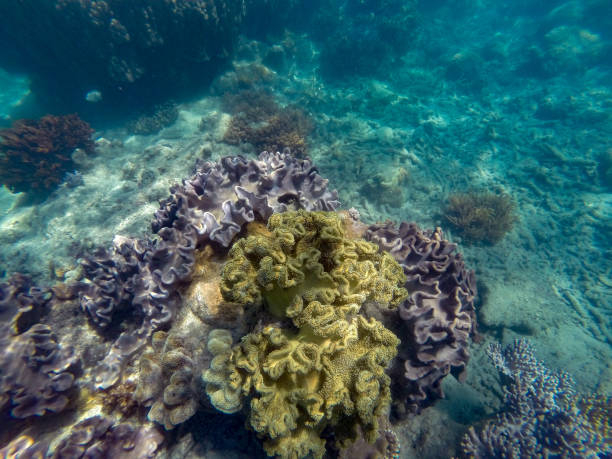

left=203, top=211, right=407, bottom=459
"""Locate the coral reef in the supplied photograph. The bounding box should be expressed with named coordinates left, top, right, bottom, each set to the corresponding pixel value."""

left=78, top=151, right=338, bottom=391
left=443, top=191, right=516, bottom=245
left=203, top=210, right=407, bottom=459
left=0, top=149, right=479, bottom=457
left=135, top=330, right=199, bottom=430
left=0, top=1, right=248, bottom=114
left=337, top=420, right=401, bottom=459
left=365, top=221, right=477, bottom=415
left=78, top=235, right=182, bottom=389
left=126, top=102, right=179, bottom=135
left=0, top=274, right=80, bottom=419
left=461, top=340, right=612, bottom=458
left=0, top=114, right=94, bottom=193
left=0, top=415, right=163, bottom=458
left=223, top=101, right=313, bottom=157
left=315, top=0, right=419, bottom=79
left=152, top=151, right=339, bottom=248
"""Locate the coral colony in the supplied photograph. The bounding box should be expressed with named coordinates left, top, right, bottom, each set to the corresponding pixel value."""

left=0, top=151, right=479, bottom=458
left=0, top=1, right=610, bottom=458
left=0, top=114, right=94, bottom=193
left=2, top=150, right=608, bottom=458
left=462, top=340, right=611, bottom=458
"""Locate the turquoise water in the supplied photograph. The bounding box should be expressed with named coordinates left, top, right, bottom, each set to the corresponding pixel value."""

left=0, top=1, right=610, bottom=458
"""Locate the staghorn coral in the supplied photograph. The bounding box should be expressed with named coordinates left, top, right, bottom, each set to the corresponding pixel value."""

left=461, top=339, right=612, bottom=458
left=443, top=191, right=516, bottom=245
left=0, top=114, right=94, bottom=193
left=203, top=210, right=407, bottom=459
left=0, top=274, right=80, bottom=419
left=365, top=221, right=477, bottom=415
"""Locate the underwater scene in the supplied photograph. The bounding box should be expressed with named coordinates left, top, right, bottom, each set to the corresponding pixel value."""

left=0, top=1, right=610, bottom=458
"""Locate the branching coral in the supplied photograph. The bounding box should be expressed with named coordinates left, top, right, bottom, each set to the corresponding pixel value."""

left=223, top=95, right=313, bottom=157
left=444, top=191, right=516, bottom=244
left=203, top=210, right=407, bottom=459
left=461, top=340, right=611, bottom=458
left=0, top=114, right=94, bottom=193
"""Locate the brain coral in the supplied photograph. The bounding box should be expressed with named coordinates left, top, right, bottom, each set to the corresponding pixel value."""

left=203, top=210, right=407, bottom=459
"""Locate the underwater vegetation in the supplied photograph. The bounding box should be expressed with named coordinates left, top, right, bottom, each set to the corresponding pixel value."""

left=0, top=114, right=94, bottom=194
left=443, top=192, right=516, bottom=245
left=461, top=339, right=611, bottom=458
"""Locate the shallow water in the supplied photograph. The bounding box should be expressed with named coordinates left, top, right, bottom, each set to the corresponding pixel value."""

left=0, top=1, right=610, bottom=458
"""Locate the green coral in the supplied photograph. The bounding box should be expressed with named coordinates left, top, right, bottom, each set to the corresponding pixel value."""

left=203, top=211, right=407, bottom=459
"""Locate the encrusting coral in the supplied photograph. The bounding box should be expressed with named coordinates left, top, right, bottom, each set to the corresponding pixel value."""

left=443, top=191, right=516, bottom=244
left=0, top=114, right=94, bottom=193
left=203, top=210, right=408, bottom=459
